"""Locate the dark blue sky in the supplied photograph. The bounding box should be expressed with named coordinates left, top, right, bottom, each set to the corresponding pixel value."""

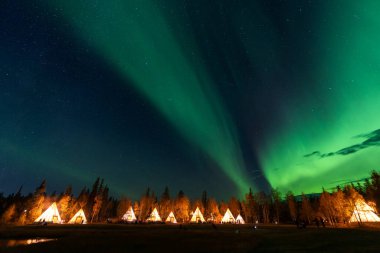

left=1, top=0, right=379, bottom=199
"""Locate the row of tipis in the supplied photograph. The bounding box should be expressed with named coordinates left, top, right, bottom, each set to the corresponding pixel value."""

left=35, top=199, right=380, bottom=224
left=122, top=206, right=245, bottom=224
left=34, top=202, right=87, bottom=224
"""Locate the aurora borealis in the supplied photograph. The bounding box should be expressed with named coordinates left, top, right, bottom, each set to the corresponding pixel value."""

left=1, top=0, right=380, bottom=198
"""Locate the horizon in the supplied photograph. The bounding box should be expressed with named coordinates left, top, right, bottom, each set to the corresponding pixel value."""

left=2, top=174, right=373, bottom=202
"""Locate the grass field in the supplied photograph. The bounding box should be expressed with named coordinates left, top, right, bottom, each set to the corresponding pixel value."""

left=1, top=223, right=380, bottom=253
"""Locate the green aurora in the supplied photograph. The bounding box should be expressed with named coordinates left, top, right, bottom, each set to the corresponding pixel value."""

left=260, top=1, right=380, bottom=194
left=44, top=0, right=252, bottom=196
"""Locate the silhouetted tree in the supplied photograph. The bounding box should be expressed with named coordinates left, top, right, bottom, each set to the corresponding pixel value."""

left=244, top=188, right=257, bottom=223
left=271, top=188, right=282, bottom=223
left=140, top=187, right=155, bottom=221
left=256, top=191, right=270, bottom=223
left=159, top=186, right=171, bottom=219
left=117, top=197, right=131, bottom=218
left=319, top=190, right=334, bottom=225
left=219, top=201, right=228, bottom=217
left=370, top=170, right=380, bottom=211
left=174, top=190, right=190, bottom=222
left=58, top=185, right=72, bottom=222
left=228, top=197, right=241, bottom=217
left=91, top=182, right=104, bottom=222
left=286, top=191, right=297, bottom=222
left=133, top=201, right=140, bottom=220
left=27, top=180, right=46, bottom=222
left=333, top=188, right=349, bottom=223
left=99, top=185, right=111, bottom=220
left=1, top=204, right=16, bottom=224
left=207, top=198, right=221, bottom=223
left=201, top=191, right=208, bottom=218
left=87, top=177, right=101, bottom=218
left=300, top=193, right=313, bottom=224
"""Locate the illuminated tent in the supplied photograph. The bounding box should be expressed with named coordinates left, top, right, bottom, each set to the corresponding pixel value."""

left=236, top=214, right=245, bottom=224
left=221, top=208, right=236, bottom=224
left=122, top=206, right=137, bottom=223
left=34, top=202, right=61, bottom=223
left=165, top=211, right=177, bottom=223
left=68, top=209, right=87, bottom=224
left=350, top=200, right=380, bottom=222
left=146, top=207, right=162, bottom=222
left=190, top=207, right=205, bottom=223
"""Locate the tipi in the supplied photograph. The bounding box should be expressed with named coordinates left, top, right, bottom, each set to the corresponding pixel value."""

left=221, top=208, right=235, bottom=223
left=165, top=211, right=177, bottom=223
left=34, top=202, right=61, bottom=224
left=190, top=207, right=205, bottom=223
left=236, top=214, right=245, bottom=224
left=350, top=200, right=380, bottom=222
left=68, top=209, right=87, bottom=224
left=122, top=206, right=137, bottom=223
left=146, top=207, right=162, bottom=222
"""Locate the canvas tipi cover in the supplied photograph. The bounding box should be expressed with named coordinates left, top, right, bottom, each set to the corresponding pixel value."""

left=146, top=207, right=162, bottom=222
left=122, top=206, right=137, bottom=222
left=190, top=207, right=205, bottom=223
left=350, top=200, right=380, bottom=222
left=68, top=209, right=87, bottom=224
left=34, top=202, right=61, bottom=223
left=221, top=208, right=236, bottom=223
left=165, top=211, right=177, bottom=223
left=236, top=214, right=245, bottom=224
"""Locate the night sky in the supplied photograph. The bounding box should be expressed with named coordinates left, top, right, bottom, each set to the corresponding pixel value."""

left=1, top=0, right=380, bottom=199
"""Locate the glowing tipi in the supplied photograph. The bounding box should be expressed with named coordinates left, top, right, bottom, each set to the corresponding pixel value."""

left=350, top=200, right=380, bottom=222
left=68, top=209, right=87, bottom=224
left=190, top=207, right=205, bottom=223
left=236, top=214, right=245, bottom=224
left=221, top=208, right=235, bottom=223
left=122, top=206, right=137, bottom=223
left=146, top=207, right=162, bottom=222
left=165, top=211, right=177, bottom=223
left=34, top=202, right=61, bottom=223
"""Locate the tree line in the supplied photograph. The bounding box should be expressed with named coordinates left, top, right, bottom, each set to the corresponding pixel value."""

left=1, top=170, right=379, bottom=225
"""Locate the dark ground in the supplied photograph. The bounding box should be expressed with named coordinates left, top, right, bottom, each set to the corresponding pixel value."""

left=1, top=224, right=380, bottom=253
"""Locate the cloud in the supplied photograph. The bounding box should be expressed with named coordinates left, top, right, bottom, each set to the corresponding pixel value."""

left=304, top=128, right=380, bottom=158
left=304, top=151, right=320, bottom=158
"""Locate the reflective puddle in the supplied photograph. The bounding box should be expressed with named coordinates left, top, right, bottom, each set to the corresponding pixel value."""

left=0, top=238, right=57, bottom=247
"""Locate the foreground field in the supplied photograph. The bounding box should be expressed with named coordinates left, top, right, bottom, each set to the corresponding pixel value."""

left=1, top=224, right=380, bottom=253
